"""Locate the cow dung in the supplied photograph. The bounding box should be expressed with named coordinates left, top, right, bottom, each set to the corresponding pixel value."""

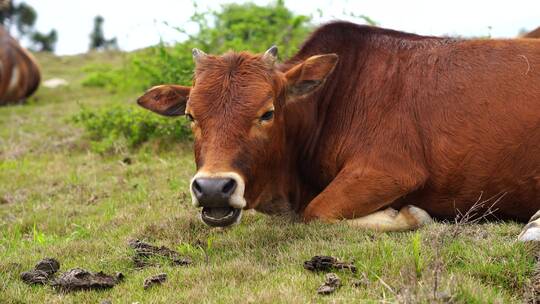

left=317, top=273, right=341, bottom=295
left=35, top=258, right=60, bottom=275
left=51, top=268, right=123, bottom=292
left=129, top=239, right=192, bottom=268
left=21, top=269, right=51, bottom=285
left=304, top=255, right=357, bottom=273
left=20, top=258, right=60, bottom=285
left=143, top=273, right=167, bottom=289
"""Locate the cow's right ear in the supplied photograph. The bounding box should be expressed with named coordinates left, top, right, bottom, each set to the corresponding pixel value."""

left=284, top=54, right=338, bottom=97
left=137, top=85, right=191, bottom=116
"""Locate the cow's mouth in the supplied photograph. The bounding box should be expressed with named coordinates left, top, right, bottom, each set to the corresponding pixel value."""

left=201, top=207, right=242, bottom=227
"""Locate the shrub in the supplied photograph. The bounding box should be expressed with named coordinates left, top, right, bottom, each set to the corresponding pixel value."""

left=81, top=63, right=121, bottom=89
left=72, top=104, right=191, bottom=153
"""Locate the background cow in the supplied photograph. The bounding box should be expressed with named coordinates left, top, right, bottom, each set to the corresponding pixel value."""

left=0, top=25, right=40, bottom=105
left=138, top=22, right=540, bottom=240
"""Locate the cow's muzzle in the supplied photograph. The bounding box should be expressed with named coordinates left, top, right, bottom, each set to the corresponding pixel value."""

left=190, top=172, right=246, bottom=227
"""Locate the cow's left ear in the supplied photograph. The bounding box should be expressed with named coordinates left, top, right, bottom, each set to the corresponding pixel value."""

left=285, top=54, right=338, bottom=97
left=137, top=85, right=191, bottom=116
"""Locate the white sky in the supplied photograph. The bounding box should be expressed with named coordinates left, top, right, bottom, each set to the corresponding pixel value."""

left=23, top=0, right=540, bottom=55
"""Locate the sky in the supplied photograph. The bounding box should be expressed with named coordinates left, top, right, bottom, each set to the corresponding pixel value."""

left=23, top=0, right=540, bottom=55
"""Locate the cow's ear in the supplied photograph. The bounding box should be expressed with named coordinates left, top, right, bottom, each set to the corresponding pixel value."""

left=285, top=54, right=338, bottom=97
left=137, top=85, right=191, bottom=116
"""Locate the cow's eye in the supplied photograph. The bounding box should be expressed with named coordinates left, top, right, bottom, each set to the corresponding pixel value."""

left=260, top=110, right=274, bottom=122
left=186, top=113, right=194, bottom=122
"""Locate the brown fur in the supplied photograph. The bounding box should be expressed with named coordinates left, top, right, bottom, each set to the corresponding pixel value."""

left=0, top=26, right=40, bottom=105
left=139, top=22, right=540, bottom=223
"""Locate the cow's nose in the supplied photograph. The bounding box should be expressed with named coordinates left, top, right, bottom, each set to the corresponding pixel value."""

left=191, top=178, right=237, bottom=207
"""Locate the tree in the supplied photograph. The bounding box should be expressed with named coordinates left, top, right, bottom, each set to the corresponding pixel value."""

left=0, top=0, right=14, bottom=28
left=89, top=15, right=118, bottom=51
left=0, top=0, right=57, bottom=52
left=31, top=29, right=57, bottom=52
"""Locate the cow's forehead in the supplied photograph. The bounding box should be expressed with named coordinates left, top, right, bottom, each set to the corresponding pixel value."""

left=189, top=52, right=275, bottom=113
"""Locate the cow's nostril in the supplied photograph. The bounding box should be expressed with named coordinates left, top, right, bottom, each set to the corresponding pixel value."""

left=192, top=179, right=202, bottom=196
left=222, top=178, right=237, bottom=195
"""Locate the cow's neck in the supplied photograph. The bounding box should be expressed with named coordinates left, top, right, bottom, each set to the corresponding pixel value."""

left=271, top=94, right=332, bottom=214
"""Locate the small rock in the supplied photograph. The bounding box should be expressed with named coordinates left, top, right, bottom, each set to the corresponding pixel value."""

left=143, top=273, right=167, bottom=289
left=317, top=273, right=341, bottom=295
left=43, top=78, right=68, bottom=88
left=100, top=300, right=112, bottom=304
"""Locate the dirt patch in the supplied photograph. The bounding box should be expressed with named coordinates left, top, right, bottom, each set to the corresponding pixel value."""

left=304, top=255, right=357, bottom=273
left=143, top=273, right=167, bottom=289
left=20, top=258, right=60, bottom=285
left=129, top=239, right=192, bottom=268
left=317, top=273, right=341, bottom=295
left=51, top=268, right=124, bottom=292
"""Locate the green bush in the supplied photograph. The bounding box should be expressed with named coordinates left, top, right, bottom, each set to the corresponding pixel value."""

left=81, top=63, right=121, bottom=89
left=76, top=1, right=313, bottom=151
left=73, top=104, right=191, bottom=153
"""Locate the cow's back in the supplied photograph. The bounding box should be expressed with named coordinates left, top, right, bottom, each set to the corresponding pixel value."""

left=0, top=26, right=40, bottom=105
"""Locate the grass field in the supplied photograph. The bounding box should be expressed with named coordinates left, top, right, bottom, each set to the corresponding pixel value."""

left=0, top=51, right=538, bottom=303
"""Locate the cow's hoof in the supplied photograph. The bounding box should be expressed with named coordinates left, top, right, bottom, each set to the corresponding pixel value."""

left=518, top=221, right=540, bottom=242
left=406, top=205, right=433, bottom=227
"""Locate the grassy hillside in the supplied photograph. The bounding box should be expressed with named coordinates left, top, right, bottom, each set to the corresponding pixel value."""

left=0, top=51, right=537, bottom=303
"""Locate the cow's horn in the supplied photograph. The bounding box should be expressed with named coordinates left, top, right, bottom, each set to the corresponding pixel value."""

left=263, top=45, right=278, bottom=64
left=192, top=48, right=207, bottom=63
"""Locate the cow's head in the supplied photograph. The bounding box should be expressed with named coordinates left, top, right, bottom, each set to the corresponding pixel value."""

left=137, top=46, right=337, bottom=227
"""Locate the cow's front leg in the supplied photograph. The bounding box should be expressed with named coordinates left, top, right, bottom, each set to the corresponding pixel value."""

left=303, top=164, right=432, bottom=232
left=518, top=210, right=540, bottom=242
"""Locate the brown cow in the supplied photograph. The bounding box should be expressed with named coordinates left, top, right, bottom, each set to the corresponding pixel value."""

left=137, top=22, right=540, bottom=240
left=0, top=25, right=40, bottom=105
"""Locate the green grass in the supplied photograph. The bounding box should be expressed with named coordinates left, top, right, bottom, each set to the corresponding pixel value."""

left=0, top=51, right=537, bottom=303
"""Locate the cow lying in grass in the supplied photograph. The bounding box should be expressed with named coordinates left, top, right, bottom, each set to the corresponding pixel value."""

left=137, top=22, right=540, bottom=240
left=0, top=26, right=40, bottom=105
